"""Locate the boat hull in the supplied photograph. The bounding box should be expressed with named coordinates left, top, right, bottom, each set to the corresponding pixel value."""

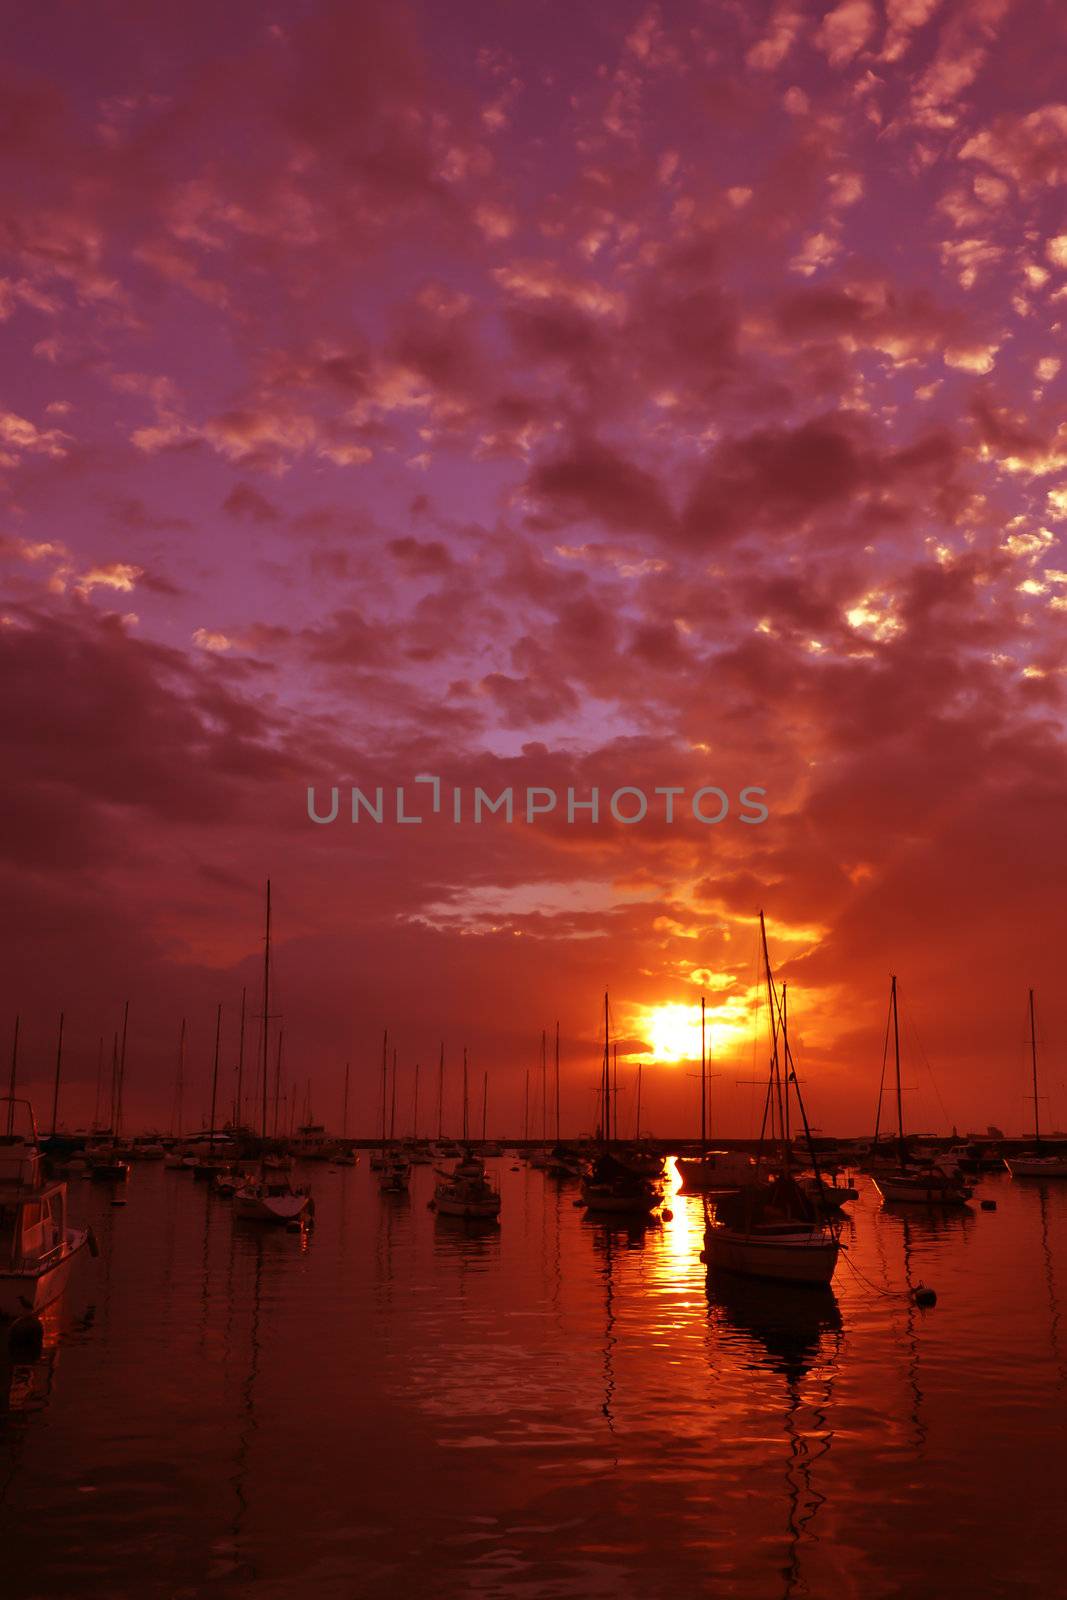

left=1006, top=1156, right=1067, bottom=1179
left=676, top=1154, right=754, bottom=1192
left=705, top=1225, right=839, bottom=1286
left=873, top=1174, right=973, bottom=1205
left=233, top=1191, right=310, bottom=1224
left=581, top=1183, right=661, bottom=1215
left=0, top=1227, right=91, bottom=1319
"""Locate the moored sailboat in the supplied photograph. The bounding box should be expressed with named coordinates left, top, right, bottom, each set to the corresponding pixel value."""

left=233, top=882, right=313, bottom=1226
left=1006, top=991, right=1067, bottom=1179
left=871, top=977, right=973, bottom=1207
left=677, top=996, right=757, bottom=1193
left=581, top=994, right=664, bottom=1216
left=703, top=914, right=840, bottom=1287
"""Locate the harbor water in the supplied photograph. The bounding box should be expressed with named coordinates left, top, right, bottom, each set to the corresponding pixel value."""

left=2, top=1161, right=1064, bottom=1599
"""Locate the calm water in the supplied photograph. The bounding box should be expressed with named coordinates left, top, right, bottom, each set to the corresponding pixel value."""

left=2, top=1160, right=1065, bottom=1600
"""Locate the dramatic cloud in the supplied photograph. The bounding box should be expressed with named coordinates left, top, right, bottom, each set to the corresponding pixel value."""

left=2, top=0, right=1066, bottom=1137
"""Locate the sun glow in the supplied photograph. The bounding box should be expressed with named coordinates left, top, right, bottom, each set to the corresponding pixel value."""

left=639, top=1002, right=751, bottom=1063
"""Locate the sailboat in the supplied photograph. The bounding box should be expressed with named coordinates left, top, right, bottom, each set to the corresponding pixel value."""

left=1006, top=991, right=1067, bottom=1178
left=677, top=996, right=756, bottom=1192
left=703, top=915, right=840, bottom=1286
left=1, top=1097, right=97, bottom=1318
left=526, top=1030, right=551, bottom=1167
left=400, top=1062, right=433, bottom=1163
left=191, top=1005, right=232, bottom=1181
left=378, top=1051, right=410, bottom=1193
left=369, top=1031, right=390, bottom=1170
left=334, top=1061, right=357, bottom=1165
left=234, top=882, right=313, bottom=1226
left=580, top=994, right=664, bottom=1215
left=163, top=1019, right=188, bottom=1168
left=545, top=1023, right=584, bottom=1178
left=872, top=977, right=973, bottom=1206
left=87, top=1019, right=131, bottom=1183
left=433, top=1048, right=500, bottom=1219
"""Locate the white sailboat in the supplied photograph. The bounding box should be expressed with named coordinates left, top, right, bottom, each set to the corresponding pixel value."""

left=433, top=1157, right=501, bottom=1219
left=581, top=995, right=664, bottom=1216
left=1, top=1097, right=96, bottom=1319
left=872, top=976, right=972, bottom=1206
left=234, top=881, right=312, bottom=1226
left=334, top=1061, right=357, bottom=1165
left=703, top=915, right=840, bottom=1287
left=433, top=1047, right=500, bottom=1217
left=1006, top=991, right=1067, bottom=1179
left=677, top=996, right=757, bottom=1193
left=377, top=1050, right=410, bottom=1193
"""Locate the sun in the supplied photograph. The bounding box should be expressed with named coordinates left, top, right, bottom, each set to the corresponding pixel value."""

left=635, top=999, right=755, bottom=1063
left=644, top=1004, right=705, bottom=1063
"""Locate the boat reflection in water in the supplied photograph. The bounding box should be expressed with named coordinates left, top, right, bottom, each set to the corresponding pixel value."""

left=708, top=1270, right=843, bottom=1600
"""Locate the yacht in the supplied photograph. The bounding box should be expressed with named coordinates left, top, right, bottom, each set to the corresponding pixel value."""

left=433, top=1151, right=500, bottom=1219
left=702, top=917, right=840, bottom=1286
left=0, top=1098, right=97, bottom=1319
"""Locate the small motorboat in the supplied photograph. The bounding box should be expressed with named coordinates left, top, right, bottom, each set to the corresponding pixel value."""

left=233, top=1173, right=312, bottom=1224
left=580, top=1151, right=663, bottom=1215
left=545, top=1143, right=585, bottom=1179
left=676, top=1150, right=757, bottom=1193
left=378, top=1153, right=411, bottom=1193
left=796, top=1173, right=858, bottom=1211
left=873, top=1166, right=973, bottom=1205
left=1, top=1098, right=97, bottom=1319
left=1006, top=1151, right=1067, bottom=1179
left=87, top=1145, right=130, bottom=1183
left=433, top=1158, right=501, bottom=1220
left=452, top=1147, right=486, bottom=1180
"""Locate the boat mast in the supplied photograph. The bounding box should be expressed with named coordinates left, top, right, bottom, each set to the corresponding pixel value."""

left=235, top=986, right=246, bottom=1131
left=93, top=1035, right=104, bottom=1130
left=50, top=1011, right=64, bottom=1137
left=759, top=912, right=788, bottom=1172
left=462, top=1047, right=469, bottom=1143
left=891, top=974, right=905, bottom=1169
left=700, top=996, right=707, bottom=1153
left=273, top=1029, right=283, bottom=1139
left=481, top=1070, right=487, bottom=1141
left=109, top=1033, right=118, bottom=1134
left=175, top=1017, right=186, bottom=1141
left=261, top=880, right=271, bottom=1143
left=541, top=1028, right=547, bottom=1144
left=523, top=1068, right=529, bottom=1142
left=413, top=1061, right=420, bottom=1140
left=635, top=1061, right=642, bottom=1141
left=603, top=991, right=611, bottom=1146
left=6, top=1014, right=17, bottom=1135
left=437, top=1042, right=444, bottom=1140
left=116, top=999, right=129, bottom=1141
left=782, top=985, right=790, bottom=1145
left=209, top=1003, right=222, bottom=1153
left=380, top=1030, right=388, bottom=1151
left=342, top=1060, right=350, bottom=1142
left=1029, top=988, right=1041, bottom=1145
left=555, top=1021, right=561, bottom=1143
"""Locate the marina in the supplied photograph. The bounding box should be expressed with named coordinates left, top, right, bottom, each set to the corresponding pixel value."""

left=1, top=1142, right=1065, bottom=1598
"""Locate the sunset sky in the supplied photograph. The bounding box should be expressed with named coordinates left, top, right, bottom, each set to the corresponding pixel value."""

left=3, top=0, right=1067, bottom=1138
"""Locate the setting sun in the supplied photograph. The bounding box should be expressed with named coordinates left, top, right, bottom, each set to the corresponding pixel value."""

left=636, top=999, right=756, bottom=1064
left=644, top=1004, right=704, bottom=1063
